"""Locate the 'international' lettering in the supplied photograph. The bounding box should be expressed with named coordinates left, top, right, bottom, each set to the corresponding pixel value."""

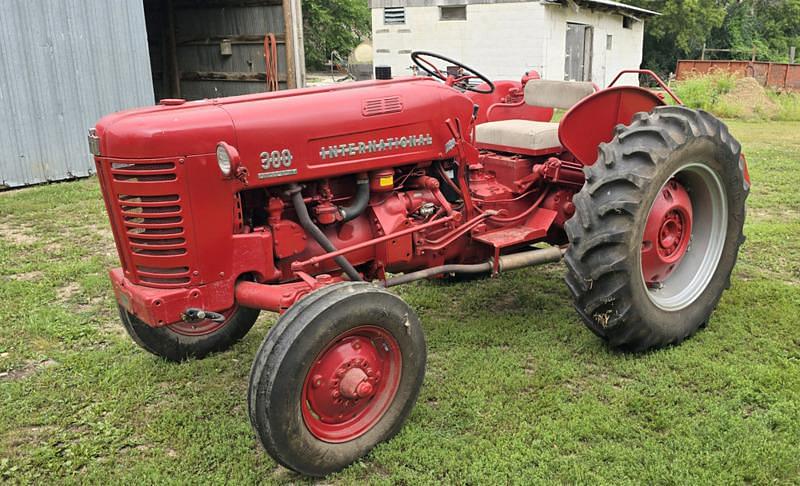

left=319, top=133, right=433, bottom=160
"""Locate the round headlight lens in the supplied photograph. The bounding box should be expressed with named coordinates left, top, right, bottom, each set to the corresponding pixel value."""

left=216, top=143, right=232, bottom=176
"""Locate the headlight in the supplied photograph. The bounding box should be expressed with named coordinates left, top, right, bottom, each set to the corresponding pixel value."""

left=216, top=142, right=239, bottom=177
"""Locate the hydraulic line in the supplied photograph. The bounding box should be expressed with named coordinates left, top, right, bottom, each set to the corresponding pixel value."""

left=485, top=188, right=550, bottom=224
left=339, top=174, right=370, bottom=222
left=435, top=161, right=462, bottom=196
left=287, top=184, right=362, bottom=282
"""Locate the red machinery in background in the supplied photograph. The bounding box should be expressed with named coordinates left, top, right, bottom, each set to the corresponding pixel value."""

left=91, top=51, right=749, bottom=476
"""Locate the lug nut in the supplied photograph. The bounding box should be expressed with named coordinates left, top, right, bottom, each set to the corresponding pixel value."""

left=356, top=381, right=374, bottom=398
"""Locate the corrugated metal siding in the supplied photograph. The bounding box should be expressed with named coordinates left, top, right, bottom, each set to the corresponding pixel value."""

left=0, top=0, right=154, bottom=188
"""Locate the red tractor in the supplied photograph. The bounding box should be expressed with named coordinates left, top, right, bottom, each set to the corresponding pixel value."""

left=90, top=52, right=749, bottom=476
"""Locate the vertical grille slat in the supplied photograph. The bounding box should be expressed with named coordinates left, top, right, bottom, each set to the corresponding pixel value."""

left=102, top=157, right=193, bottom=288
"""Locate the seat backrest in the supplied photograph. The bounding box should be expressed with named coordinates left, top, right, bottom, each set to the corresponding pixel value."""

left=524, top=80, right=596, bottom=110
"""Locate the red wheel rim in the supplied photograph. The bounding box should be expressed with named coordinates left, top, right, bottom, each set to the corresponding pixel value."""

left=168, top=306, right=237, bottom=337
left=641, top=178, right=693, bottom=285
left=302, top=326, right=402, bottom=443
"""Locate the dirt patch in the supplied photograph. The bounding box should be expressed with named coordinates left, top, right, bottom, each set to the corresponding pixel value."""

left=0, top=359, right=58, bottom=381
left=87, top=223, right=118, bottom=259
left=747, top=206, right=800, bottom=221
left=721, top=77, right=779, bottom=119
left=0, top=222, right=38, bottom=245
left=74, top=296, right=106, bottom=313
left=43, top=241, right=63, bottom=253
left=7, top=270, right=44, bottom=281
left=1, top=425, right=58, bottom=454
left=56, top=282, right=81, bottom=302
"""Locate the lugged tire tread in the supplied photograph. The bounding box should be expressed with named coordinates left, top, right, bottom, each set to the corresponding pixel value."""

left=564, top=105, right=747, bottom=351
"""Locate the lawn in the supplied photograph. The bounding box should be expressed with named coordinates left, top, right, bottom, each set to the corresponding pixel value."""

left=1, top=120, right=799, bottom=484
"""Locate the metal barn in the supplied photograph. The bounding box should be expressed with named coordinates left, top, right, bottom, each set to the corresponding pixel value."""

left=0, top=0, right=304, bottom=189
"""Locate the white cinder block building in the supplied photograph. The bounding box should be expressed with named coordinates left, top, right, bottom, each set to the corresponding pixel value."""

left=369, top=0, right=658, bottom=87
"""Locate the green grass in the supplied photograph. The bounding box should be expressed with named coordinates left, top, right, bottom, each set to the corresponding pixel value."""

left=671, top=72, right=800, bottom=121
left=670, top=72, right=738, bottom=113
left=1, top=120, right=799, bottom=484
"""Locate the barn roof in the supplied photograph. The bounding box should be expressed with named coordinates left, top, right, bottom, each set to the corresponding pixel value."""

left=543, top=0, right=659, bottom=18
left=370, top=0, right=659, bottom=17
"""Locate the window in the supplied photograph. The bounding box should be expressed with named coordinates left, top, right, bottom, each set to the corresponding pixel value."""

left=384, top=7, right=405, bottom=25
left=440, top=5, right=466, bottom=21
left=606, top=34, right=613, bottom=50
left=622, top=16, right=633, bottom=29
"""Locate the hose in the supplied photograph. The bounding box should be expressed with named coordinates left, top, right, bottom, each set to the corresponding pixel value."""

left=287, top=184, right=362, bottom=281
left=264, top=33, right=278, bottom=92
left=486, top=189, right=550, bottom=223
left=339, top=174, right=370, bottom=223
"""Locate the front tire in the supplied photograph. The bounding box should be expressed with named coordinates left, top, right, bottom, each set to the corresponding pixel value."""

left=248, top=282, right=426, bottom=477
left=119, top=304, right=260, bottom=362
left=565, top=106, right=748, bottom=351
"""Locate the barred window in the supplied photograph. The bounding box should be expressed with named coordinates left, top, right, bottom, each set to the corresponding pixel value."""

left=384, top=7, right=406, bottom=25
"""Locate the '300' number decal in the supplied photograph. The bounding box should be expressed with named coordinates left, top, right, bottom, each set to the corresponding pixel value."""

left=260, top=149, right=293, bottom=169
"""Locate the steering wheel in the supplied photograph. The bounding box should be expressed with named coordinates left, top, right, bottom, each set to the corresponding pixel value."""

left=411, top=51, right=495, bottom=94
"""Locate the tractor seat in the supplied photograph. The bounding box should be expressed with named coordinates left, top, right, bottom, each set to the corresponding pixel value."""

left=476, top=120, right=560, bottom=152
left=475, top=79, right=596, bottom=155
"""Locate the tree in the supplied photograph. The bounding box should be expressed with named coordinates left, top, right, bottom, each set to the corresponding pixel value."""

left=625, top=0, right=729, bottom=76
left=625, top=0, right=800, bottom=76
left=711, top=0, right=800, bottom=62
left=303, top=0, right=371, bottom=70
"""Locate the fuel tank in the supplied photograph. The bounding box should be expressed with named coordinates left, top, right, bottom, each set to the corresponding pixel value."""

left=94, top=77, right=475, bottom=184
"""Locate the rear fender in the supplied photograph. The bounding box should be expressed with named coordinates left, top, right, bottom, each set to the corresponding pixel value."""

left=558, top=86, right=665, bottom=166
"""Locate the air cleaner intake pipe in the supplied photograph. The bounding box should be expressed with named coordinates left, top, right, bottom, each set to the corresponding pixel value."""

left=384, top=246, right=565, bottom=287
left=287, top=184, right=362, bottom=282
left=339, top=174, right=370, bottom=223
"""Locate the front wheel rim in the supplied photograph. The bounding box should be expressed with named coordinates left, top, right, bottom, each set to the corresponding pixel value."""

left=640, top=163, right=728, bottom=311
left=302, top=326, right=402, bottom=443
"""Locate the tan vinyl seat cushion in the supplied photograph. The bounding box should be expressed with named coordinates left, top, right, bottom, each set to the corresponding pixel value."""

left=475, top=120, right=561, bottom=151
left=524, top=80, right=596, bottom=110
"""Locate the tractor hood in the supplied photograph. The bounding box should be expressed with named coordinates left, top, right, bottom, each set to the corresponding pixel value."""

left=93, top=77, right=475, bottom=185
left=94, top=100, right=235, bottom=159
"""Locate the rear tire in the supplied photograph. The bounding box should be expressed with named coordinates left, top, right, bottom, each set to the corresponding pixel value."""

left=564, top=106, right=748, bottom=351
left=119, top=304, right=260, bottom=362
left=248, top=282, right=426, bottom=477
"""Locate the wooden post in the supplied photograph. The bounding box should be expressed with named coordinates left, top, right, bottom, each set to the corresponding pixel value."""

left=283, top=0, right=297, bottom=89
left=166, top=0, right=181, bottom=98
left=790, top=46, right=796, bottom=64
left=700, top=43, right=706, bottom=61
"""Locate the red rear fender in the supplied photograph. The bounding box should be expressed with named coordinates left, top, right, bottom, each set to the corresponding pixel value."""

left=558, top=86, right=665, bottom=166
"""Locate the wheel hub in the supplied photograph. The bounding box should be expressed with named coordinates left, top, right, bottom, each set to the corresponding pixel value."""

left=302, top=326, right=401, bottom=443
left=642, top=179, right=693, bottom=284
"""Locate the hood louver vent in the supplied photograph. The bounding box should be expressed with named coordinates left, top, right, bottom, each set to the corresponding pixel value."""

left=362, top=96, right=403, bottom=116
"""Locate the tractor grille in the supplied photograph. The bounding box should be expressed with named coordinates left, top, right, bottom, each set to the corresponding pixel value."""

left=101, top=158, right=194, bottom=288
